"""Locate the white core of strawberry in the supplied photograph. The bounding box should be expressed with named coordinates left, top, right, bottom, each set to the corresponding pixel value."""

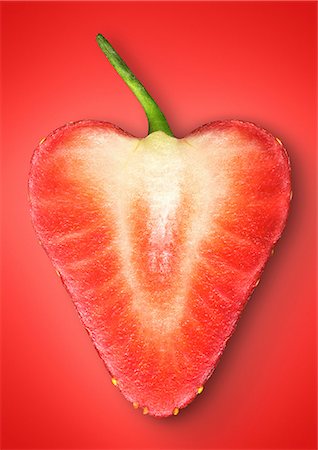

left=59, top=129, right=251, bottom=336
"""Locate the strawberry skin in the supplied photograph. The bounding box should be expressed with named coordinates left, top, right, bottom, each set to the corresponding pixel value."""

left=29, top=119, right=291, bottom=417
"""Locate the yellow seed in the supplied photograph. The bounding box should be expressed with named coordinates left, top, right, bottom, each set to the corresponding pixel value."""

left=197, top=386, right=204, bottom=394
left=132, top=402, right=139, bottom=409
left=55, top=269, right=61, bottom=277
left=276, top=137, right=283, bottom=146
left=173, top=407, right=179, bottom=416
left=111, top=378, right=118, bottom=386
left=271, top=248, right=275, bottom=256
left=254, top=279, right=260, bottom=287
left=39, top=137, right=46, bottom=145
left=290, top=191, right=293, bottom=201
left=143, top=406, right=149, bottom=415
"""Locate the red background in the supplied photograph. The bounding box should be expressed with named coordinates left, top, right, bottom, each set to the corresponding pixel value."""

left=1, top=1, right=317, bottom=449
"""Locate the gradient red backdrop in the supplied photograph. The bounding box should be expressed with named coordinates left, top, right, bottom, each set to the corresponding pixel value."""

left=1, top=1, right=317, bottom=449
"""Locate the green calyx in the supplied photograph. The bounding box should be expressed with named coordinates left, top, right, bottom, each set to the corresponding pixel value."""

left=96, top=34, right=174, bottom=137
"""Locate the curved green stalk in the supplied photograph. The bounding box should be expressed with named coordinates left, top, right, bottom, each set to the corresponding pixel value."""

left=96, top=34, right=173, bottom=137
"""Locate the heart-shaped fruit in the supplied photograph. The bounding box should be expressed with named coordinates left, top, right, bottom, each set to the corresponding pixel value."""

left=29, top=35, right=291, bottom=417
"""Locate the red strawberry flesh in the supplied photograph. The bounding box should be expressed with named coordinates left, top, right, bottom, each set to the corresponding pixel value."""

left=29, top=120, right=291, bottom=417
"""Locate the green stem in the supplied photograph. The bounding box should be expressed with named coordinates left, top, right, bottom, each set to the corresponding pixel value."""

left=96, top=34, right=173, bottom=137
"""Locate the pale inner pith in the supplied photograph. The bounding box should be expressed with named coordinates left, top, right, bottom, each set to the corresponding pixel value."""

left=64, top=130, right=242, bottom=336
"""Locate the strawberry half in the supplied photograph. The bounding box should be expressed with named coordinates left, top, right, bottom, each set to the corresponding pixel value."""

left=28, top=36, right=291, bottom=417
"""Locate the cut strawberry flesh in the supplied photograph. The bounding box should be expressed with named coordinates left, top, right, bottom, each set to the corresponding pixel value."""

left=29, top=120, right=291, bottom=417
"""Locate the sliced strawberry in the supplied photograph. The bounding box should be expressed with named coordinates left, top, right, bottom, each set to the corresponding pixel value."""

left=29, top=119, right=291, bottom=417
